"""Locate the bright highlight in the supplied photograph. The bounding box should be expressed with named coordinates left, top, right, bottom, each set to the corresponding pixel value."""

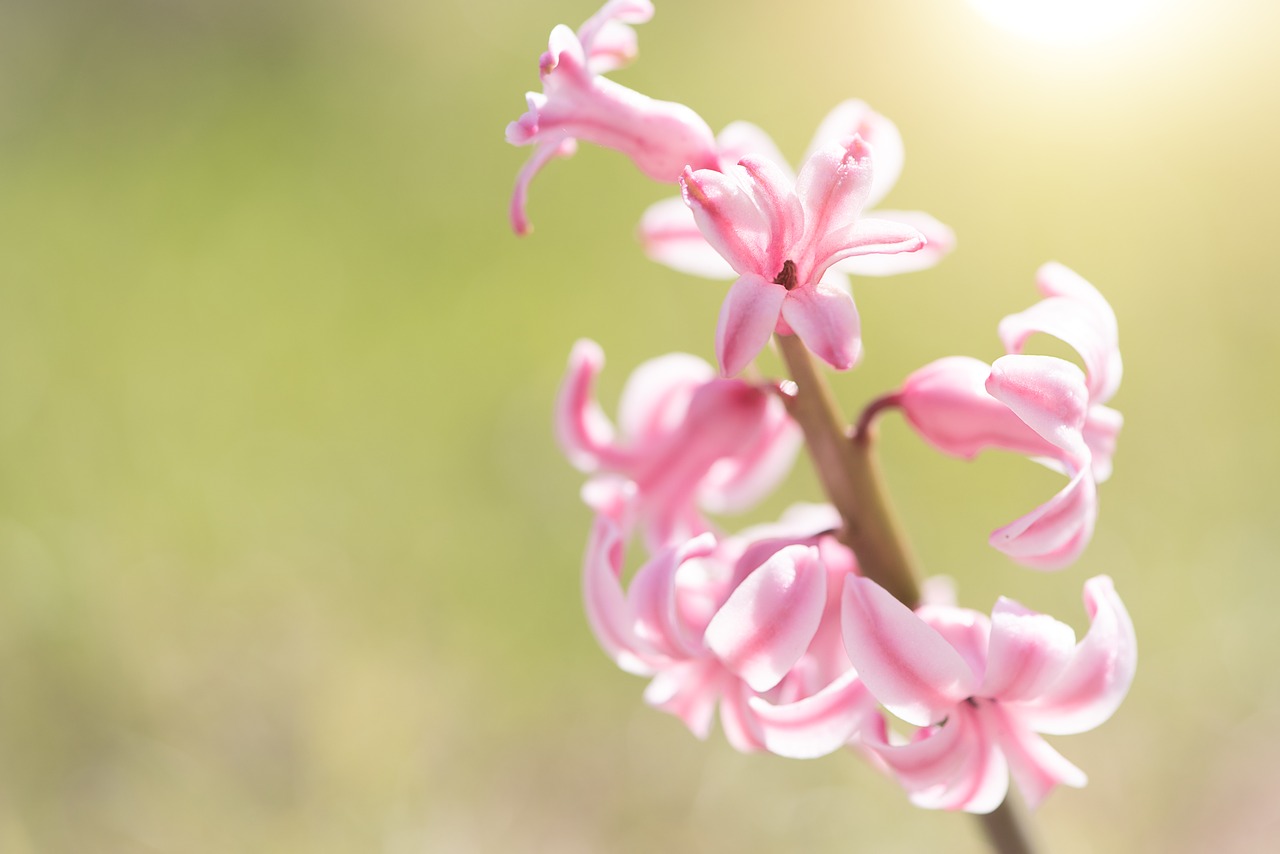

left=967, top=0, right=1155, bottom=45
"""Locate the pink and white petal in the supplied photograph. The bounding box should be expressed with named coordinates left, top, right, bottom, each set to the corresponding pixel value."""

left=986, top=354, right=1091, bottom=464
left=644, top=658, right=726, bottom=739
left=749, top=669, right=873, bottom=758
left=509, top=136, right=578, bottom=235
left=899, top=356, right=1058, bottom=461
left=681, top=166, right=772, bottom=276
left=801, top=100, right=904, bottom=210
left=998, top=297, right=1119, bottom=404
left=794, top=137, right=875, bottom=268
left=780, top=282, right=862, bottom=371
left=917, top=605, right=992, bottom=688
left=989, top=469, right=1097, bottom=571
left=1084, top=404, right=1123, bottom=483
left=629, top=534, right=718, bottom=659
left=835, top=210, right=955, bottom=276
left=842, top=576, right=980, bottom=727
left=555, top=339, right=626, bottom=471
left=639, top=196, right=737, bottom=279
left=989, top=705, right=1086, bottom=810
left=698, top=396, right=802, bottom=514
left=738, top=155, right=804, bottom=268
left=980, top=599, right=1077, bottom=703
left=615, top=350, right=712, bottom=447
left=1036, top=262, right=1118, bottom=345
left=719, top=679, right=768, bottom=753
left=716, top=273, right=787, bottom=377
left=583, top=516, right=656, bottom=675
left=815, top=217, right=926, bottom=279
left=576, top=0, right=654, bottom=72
left=704, top=545, right=827, bottom=692
left=716, top=121, right=794, bottom=178
left=1015, top=576, right=1137, bottom=735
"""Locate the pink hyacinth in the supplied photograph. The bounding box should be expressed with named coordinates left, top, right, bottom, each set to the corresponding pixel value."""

left=506, top=0, right=719, bottom=235
left=555, top=339, right=801, bottom=550
left=841, top=574, right=1137, bottom=813
left=584, top=505, right=877, bottom=757
left=679, top=136, right=928, bottom=376
left=894, top=262, right=1123, bottom=569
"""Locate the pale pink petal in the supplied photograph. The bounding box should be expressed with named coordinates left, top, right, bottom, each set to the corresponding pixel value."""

left=555, top=339, right=624, bottom=471
left=681, top=166, right=773, bottom=276
left=899, top=356, right=1058, bottom=460
left=835, top=210, right=955, bottom=276
left=582, top=516, right=656, bottom=675
left=615, top=350, right=712, bottom=447
left=748, top=669, right=874, bottom=758
left=644, top=658, right=726, bottom=739
left=1036, top=262, right=1119, bottom=350
left=794, top=136, right=875, bottom=270
left=715, top=273, right=787, bottom=376
left=738, top=155, right=804, bottom=272
left=841, top=576, right=980, bottom=727
left=628, top=534, right=718, bottom=659
left=780, top=281, right=862, bottom=371
left=979, top=598, right=1077, bottom=702
left=801, top=100, right=904, bottom=210
left=716, top=121, right=794, bottom=178
left=815, top=217, right=926, bottom=280
left=509, top=137, right=577, bottom=235
left=998, top=297, right=1121, bottom=405
left=719, top=679, right=767, bottom=753
left=704, top=545, right=827, bottom=692
left=988, top=468, right=1097, bottom=571
left=917, top=605, right=992, bottom=688
left=988, top=705, right=1087, bottom=810
left=986, top=354, right=1090, bottom=464
left=638, top=196, right=736, bottom=279
left=576, top=0, right=654, bottom=72
left=698, top=399, right=801, bottom=515
left=1084, top=404, right=1123, bottom=483
left=1014, top=576, right=1137, bottom=735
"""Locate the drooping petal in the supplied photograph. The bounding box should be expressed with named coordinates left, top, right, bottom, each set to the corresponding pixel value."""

left=555, top=339, right=624, bottom=471
left=704, top=545, right=827, bottom=692
left=629, top=534, right=718, bottom=659
left=841, top=576, right=980, bottom=727
left=748, top=669, right=874, bottom=758
left=780, top=281, right=862, bottom=371
left=988, top=468, right=1097, bottom=571
left=979, top=598, right=1077, bottom=703
left=898, top=356, right=1058, bottom=461
left=986, top=354, right=1091, bottom=465
left=1013, top=576, right=1137, bottom=735
left=582, top=516, right=656, bottom=675
left=638, top=196, right=736, bottom=279
left=801, top=100, right=904, bottom=210
left=615, top=351, right=713, bottom=448
left=681, top=166, right=773, bottom=277
left=716, top=121, right=794, bottom=178
left=644, top=658, right=726, bottom=739
left=835, top=210, right=955, bottom=277
left=715, top=273, right=787, bottom=376
left=509, top=136, right=577, bottom=235
left=988, top=705, right=1087, bottom=810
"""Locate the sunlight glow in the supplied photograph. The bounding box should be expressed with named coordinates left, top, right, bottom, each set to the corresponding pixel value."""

left=967, top=0, right=1156, bottom=45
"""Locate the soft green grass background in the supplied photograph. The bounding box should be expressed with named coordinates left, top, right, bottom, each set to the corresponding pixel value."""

left=1, top=0, right=1277, bottom=851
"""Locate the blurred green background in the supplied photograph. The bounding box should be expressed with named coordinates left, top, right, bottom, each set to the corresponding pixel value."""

left=1, top=0, right=1277, bottom=851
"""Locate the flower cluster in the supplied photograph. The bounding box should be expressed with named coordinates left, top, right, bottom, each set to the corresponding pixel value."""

left=510, top=1, right=1135, bottom=821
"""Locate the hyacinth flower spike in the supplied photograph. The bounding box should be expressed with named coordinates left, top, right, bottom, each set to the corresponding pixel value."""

left=506, top=0, right=719, bottom=234
left=841, top=575, right=1137, bottom=813
left=680, top=136, right=927, bottom=376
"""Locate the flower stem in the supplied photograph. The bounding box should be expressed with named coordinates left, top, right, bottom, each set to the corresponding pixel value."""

left=772, top=333, right=1038, bottom=854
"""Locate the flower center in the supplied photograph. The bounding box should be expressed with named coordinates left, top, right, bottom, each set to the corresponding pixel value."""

left=772, top=259, right=798, bottom=291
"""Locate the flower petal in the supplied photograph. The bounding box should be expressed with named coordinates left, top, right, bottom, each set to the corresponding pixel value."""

left=719, top=679, right=768, bottom=753
left=704, top=545, right=827, bottom=692
left=794, top=136, right=875, bottom=269
left=986, top=354, right=1091, bottom=465
left=988, top=468, right=1097, bottom=570
left=836, top=210, right=955, bottom=276
left=815, top=216, right=926, bottom=279
left=576, top=0, right=654, bottom=73
left=555, top=339, right=624, bottom=471
left=638, top=196, right=736, bottom=279
left=699, top=394, right=802, bottom=514
left=681, top=166, right=772, bottom=276
left=628, top=534, right=718, bottom=659
left=615, top=350, right=713, bottom=447
left=801, top=100, right=904, bottom=210
left=644, top=658, right=726, bottom=739
left=509, top=137, right=577, bottom=236
left=715, top=273, right=786, bottom=376
left=748, top=669, right=874, bottom=758
left=989, top=705, right=1087, bottom=810
left=582, top=516, right=655, bottom=675
left=979, top=598, right=1077, bottom=702
left=1084, top=404, right=1123, bottom=483
left=841, top=576, right=980, bottom=727
left=716, top=121, right=794, bottom=178
left=780, top=281, right=862, bottom=371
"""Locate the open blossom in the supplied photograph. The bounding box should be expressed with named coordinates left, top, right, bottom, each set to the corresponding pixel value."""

left=894, top=263, right=1123, bottom=569
left=641, top=100, right=956, bottom=280
left=556, top=339, right=801, bottom=550
left=584, top=505, right=877, bottom=756
left=841, top=574, right=1137, bottom=813
left=680, top=136, right=928, bottom=376
left=506, top=0, right=718, bottom=234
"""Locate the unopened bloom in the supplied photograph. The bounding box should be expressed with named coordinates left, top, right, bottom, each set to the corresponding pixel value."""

left=556, top=339, right=800, bottom=550
left=680, top=136, right=927, bottom=376
left=584, top=506, right=876, bottom=756
left=506, top=0, right=718, bottom=234
left=841, top=574, right=1137, bottom=813
left=895, top=263, right=1123, bottom=569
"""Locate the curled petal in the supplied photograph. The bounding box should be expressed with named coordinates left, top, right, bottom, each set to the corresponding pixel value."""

left=555, top=339, right=624, bottom=471
left=814, top=217, right=926, bottom=282
left=629, top=534, right=718, bottom=659
left=681, top=165, right=772, bottom=277
left=986, top=354, right=1091, bottom=465
left=989, top=705, right=1087, bottom=810
left=582, top=516, right=655, bottom=675
left=917, top=606, right=991, bottom=689
left=738, top=155, right=805, bottom=271
left=979, top=598, right=1076, bottom=702
left=1014, top=576, right=1137, bottom=735
left=835, top=210, right=955, bottom=277
left=801, top=100, right=904, bottom=210
left=639, top=196, right=736, bottom=279
left=644, top=658, right=726, bottom=739
left=719, top=679, right=768, bottom=753
left=715, top=273, right=787, bottom=376
left=989, top=468, right=1097, bottom=570
left=615, top=351, right=713, bottom=448
left=780, top=282, right=862, bottom=371
left=704, top=545, right=827, bottom=692
left=1084, top=404, right=1123, bottom=483
left=748, top=669, right=874, bottom=758
left=509, top=137, right=577, bottom=236
left=794, top=136, right=875, bottom=269
left=699, top=395, right=802, bottom=514
left=841, top=576, right=980, bottom=727
left=576, top=0, right=654, bottom=72
left=715, top=121, right=793, bottom=177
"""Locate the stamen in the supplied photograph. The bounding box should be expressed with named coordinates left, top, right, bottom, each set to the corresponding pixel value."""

left=773, top=259, right=798, bottom=291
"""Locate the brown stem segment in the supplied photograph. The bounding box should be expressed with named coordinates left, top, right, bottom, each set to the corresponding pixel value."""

left=773, top=333, right=1038, bottom=854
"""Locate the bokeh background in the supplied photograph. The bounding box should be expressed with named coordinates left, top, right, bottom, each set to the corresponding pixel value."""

left=1, top=0, right=1278, bottom=851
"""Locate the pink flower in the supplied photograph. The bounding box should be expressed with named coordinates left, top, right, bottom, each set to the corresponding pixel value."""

left=506, top=1, right=719, bottom=235
left=584, top=506, right=877, bottom=756
left=555, top=339, right=801, bottom=550
left=641, top=100, right=955, bottom=280
left=680, top=136, right=928, bottom=376
left=895, top=263, right=1123, bottom=569
left=841, top=574, right=1137, bottom=813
